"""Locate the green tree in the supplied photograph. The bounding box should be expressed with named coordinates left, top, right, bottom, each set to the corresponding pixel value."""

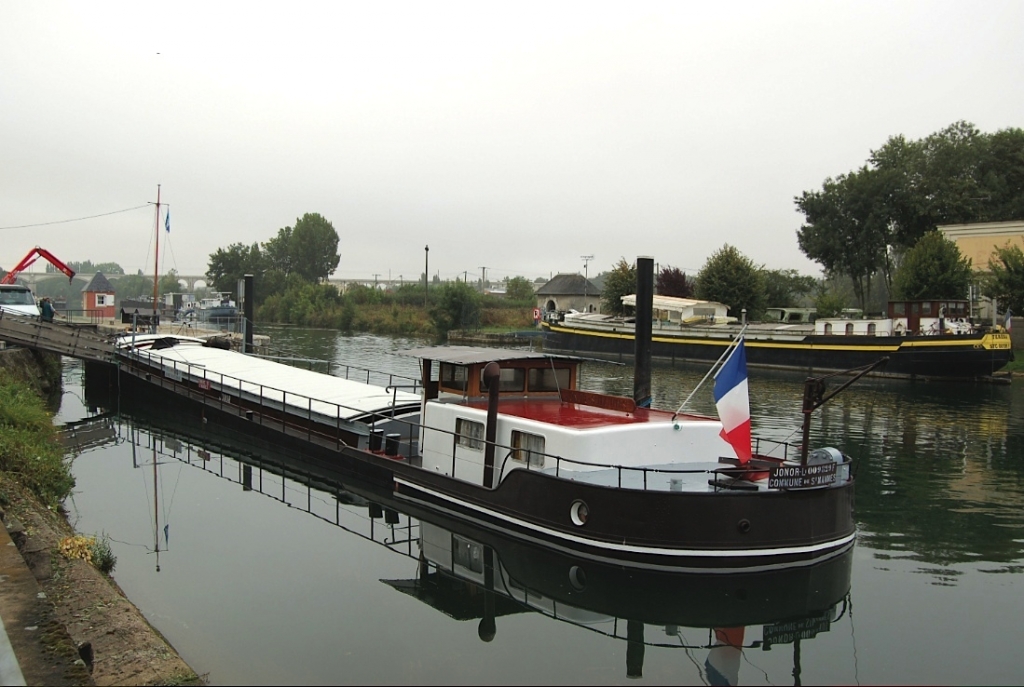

left=261, top=214, right=339, bottom=283
left=206, top=243, right=265, bottom=296
left=814, top=290, right=848, bottom=318
left=430, top=281, right=481, bottom=336
left=984, top=243, right=1024, bottom=313
left=892, top=231, right=973, bottom=300
left=289, top=213, right=340, bottom=283
left=796, top=166, right=892, bottom=308
left=67, top=261, right=124, bottom=275
left=601, top=259, right=637, bottom=315
left=762, top=269, right=817, bottom=308
left=158, top=269, right=182, bottom=296
left=796, top=122, right=1024, bottom=305
left=504, top=276, right=535, bottom=303
left=694, top=245, right=767, bottom=319
left=115, top=273, right=155, bottom=301
left=262, top=227, right=294, bottom=275
left=656, top=266, right=694, bottom=298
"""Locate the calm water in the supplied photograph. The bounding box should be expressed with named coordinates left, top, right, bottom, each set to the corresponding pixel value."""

left=56, top=326, right=1024, bottom=685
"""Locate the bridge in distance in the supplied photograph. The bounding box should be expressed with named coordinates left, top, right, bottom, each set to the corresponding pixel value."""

left=13, top=272, right=415, bottom=293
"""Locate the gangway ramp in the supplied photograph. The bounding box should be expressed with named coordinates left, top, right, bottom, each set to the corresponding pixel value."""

left=0, top=312, right=114, bottom=364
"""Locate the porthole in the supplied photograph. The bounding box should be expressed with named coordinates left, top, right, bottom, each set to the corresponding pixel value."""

left=737, top=518, right=751, bottom=534
left=570, top=500, right=589, bottom=526
left=569, top=565, right=587, bottom=591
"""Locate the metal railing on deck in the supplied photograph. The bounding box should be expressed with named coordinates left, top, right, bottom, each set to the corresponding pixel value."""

left=119, top=344, right=799, bottom=494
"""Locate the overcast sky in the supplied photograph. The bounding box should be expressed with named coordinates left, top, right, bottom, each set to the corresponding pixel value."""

left=2, top=1, right=1022, bottom=286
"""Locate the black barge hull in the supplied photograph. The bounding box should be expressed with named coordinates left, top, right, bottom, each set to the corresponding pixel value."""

left=542, top=322, right=1013, bottom=380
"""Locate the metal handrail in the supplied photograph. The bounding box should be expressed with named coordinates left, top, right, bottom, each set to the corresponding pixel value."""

left=120, top=345, right=798, bottom=493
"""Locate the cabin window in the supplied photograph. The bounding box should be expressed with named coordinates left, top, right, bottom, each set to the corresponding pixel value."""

left=922, top=302, right=932, bottom=315
left=845, top=323, right=854, bottom=335
left=481, top=367, right=525, bottom=393
left=824, top=323, right=833, bottom=335
left=512, top=431, right=546, bottom=468
left=528, top=367, right=570, bottom=393
left=440, top=363, right=469, bottom=392
left=456, top=418, right=484, bottom=450
left=787, top=312, right=803, bottom=323
left=893, top=303, right=906, bottom=316
left=867, top=323, right=876, bottom=335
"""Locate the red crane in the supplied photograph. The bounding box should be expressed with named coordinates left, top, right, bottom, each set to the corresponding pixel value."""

left=1, top=247, right=76, bottom=285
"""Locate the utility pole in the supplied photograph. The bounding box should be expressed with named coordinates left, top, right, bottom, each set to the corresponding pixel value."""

left=424, top=245, right=429, bottom=307
left=581, top=255, right=594, bottom=313
left=479, top=266, right=488, bottom=293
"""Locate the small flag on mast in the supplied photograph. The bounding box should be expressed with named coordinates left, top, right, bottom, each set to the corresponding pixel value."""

left=713, top=338, right=752, bottom=463
left=164, top=208, right=171, bottom=233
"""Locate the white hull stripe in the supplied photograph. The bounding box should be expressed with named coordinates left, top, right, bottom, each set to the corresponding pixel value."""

left=394, top=477, right=855, bottom=558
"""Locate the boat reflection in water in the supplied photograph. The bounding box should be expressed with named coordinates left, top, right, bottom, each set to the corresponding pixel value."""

left=391, top=521, right=851, bottom=683
left=72, top=380, right=853, bottom=684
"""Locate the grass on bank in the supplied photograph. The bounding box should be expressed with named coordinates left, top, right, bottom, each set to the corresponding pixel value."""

left=0, top=369, right=74, bottom=509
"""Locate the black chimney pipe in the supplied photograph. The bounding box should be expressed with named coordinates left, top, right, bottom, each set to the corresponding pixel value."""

left=634, top=256, right=654, bottom=408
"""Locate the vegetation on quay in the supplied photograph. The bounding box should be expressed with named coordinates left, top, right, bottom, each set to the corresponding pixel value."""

left=0, top=369, right=74, bottom=510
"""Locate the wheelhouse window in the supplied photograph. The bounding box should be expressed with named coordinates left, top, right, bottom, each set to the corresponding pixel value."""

left=512, top=431, right=545, bottom=468
left=456, top=418, right=484, bottom=450
left=481, top=366, right=525, bottom=393
left=527, top=367, right=570, bottom=393
left=441, top=363, right=469, bottom=392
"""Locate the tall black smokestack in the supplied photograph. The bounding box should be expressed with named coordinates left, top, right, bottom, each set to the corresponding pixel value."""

left=634, top=256, right=653, bottom=408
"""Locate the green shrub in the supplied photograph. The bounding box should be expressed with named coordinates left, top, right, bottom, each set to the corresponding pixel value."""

left=0, top=371, right=75, bottom=508
left=90, top=533, right=117, bottom=575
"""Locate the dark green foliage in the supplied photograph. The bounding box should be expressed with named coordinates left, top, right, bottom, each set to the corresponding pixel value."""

left=90, top=533, right=117, bottom=575
left=815, top=290, right=848, bottom=318
left=694, top=245, right=767, bottom=320
left=0, top=371, right=74, bottom=508
left=656, top=266, right=694, bottom=298
left=985, top=243, right=1024, bottom=313
left=430, top=281, right=481, bottom=335
left=504, top=276, right=535, bottom=303
left=114, top=273, right=155, bottom=301
left=796, top=122, right=1024, bottom=305
left=893, top=231, right=973, bottom=300
left=601, top=259, right=637, bottom=315
left=158, top=270, right=182, bottom=296
left=761, top=269, right=817, bottom=308
left=67, top=261, right=124, bottom=275
left=206, top=242, right=264, bottom=297
left=281, top=213, right=340, bottom=283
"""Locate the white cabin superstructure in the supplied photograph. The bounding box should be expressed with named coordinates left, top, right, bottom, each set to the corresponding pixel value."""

left=406, top=347, right=739, bottom=492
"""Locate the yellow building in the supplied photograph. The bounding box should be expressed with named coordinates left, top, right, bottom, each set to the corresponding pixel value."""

left=937, top=220, right=1024, bottom=268
left=937, top=220, right=1022, bottom=338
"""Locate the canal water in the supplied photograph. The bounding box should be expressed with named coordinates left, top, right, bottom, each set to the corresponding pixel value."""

left=56, top=326, right=1024, bottom=685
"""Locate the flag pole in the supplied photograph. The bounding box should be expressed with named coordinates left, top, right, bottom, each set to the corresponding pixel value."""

left=672, top=323, right=748, bottom=419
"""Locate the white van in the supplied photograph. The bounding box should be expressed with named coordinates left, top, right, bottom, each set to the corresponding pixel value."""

left=0, top=284, right=41, bottom=317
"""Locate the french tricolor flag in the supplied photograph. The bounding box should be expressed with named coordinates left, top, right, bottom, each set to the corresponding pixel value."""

left=713, top=339, right=752, bottom=463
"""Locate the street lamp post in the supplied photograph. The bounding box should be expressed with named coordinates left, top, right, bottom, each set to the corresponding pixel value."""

left=424, top=245, right=429, bottom=308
